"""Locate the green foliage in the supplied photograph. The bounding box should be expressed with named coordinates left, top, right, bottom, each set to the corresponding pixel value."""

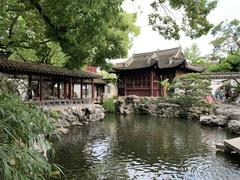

left=208, top=54, right=240, bottom=72
left=149, top=0, right=217, bottom=40
left=173, top=73, right=211, bottom=106
left=184, top=43, right=207, bottom=64
left=211, top=19, right=240, bottom=56
left=102, top=98, right=115, bottom=112
left=0, top=74, right=18, bottom=94
left=0, top=0, right=140, bottom=69
left=98, top=70, right=117, bottom=84
left=0, top=92, right=57, bottom=179
left=173, top=73, right=211, bottom=99
left=158, top=78, right=171, bottom=98
left=49, top=110, right=60, bottom=120
left=167, top=95, right=210, bottom=108
left=1, top=0, right=217, bottom=68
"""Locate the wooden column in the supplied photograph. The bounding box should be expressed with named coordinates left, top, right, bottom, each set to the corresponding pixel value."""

left=64, top=82, right=68, bottom=99
left=28, top=75, right=32, bottom=88
left=39, top=76, right=43, bottom=101
left=57, top=82, right=60, bottom=99
left=28, top=75, right=32, bottom=100
left=159, top=75, right=163, bottom=96
left=150, top=71, right=154, bottom=96
left=72, top=82, right=74, bottom=99
left=91, top=78, right=95, bottom=100
left=80, top=79, right=83, bottom=99
left=51, top=82, right=55, bottom=96
left=156, top=74, right=159, bottom=97
left=124, top=76, right=127, bottom=96
left=69, top=78, right=72, bottom=100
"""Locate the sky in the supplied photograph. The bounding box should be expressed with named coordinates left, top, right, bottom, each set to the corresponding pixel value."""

left=121, top=0, right=240, bottom=59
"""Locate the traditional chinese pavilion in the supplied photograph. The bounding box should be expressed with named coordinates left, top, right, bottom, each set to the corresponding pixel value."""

left=0, top=58, right=101, bottom=105
left=112, top=47, right=204, bottom=97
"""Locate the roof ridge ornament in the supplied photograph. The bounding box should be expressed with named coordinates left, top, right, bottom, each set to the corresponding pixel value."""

left=174, top=47, right=181, bottom=58
left=169, top=57, right=173, bottom=64
left=125, top=54, right=134, bottom=67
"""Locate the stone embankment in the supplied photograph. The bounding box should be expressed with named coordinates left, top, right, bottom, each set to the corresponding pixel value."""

left=200, top=104, right=240, bottom=134
left=116, top=95, right=240, bottom=134
left=43, top=104, right=105, bottom=134
left=116, top=95, right=211, bottom=120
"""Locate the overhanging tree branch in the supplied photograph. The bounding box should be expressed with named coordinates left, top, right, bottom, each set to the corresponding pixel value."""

left=8, top=15, right=20, bottom=38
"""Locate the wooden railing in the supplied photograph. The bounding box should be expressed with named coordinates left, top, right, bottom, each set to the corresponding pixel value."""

left=27, top=99, right=93, bottom=106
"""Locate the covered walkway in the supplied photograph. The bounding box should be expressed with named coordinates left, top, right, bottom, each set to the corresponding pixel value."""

left=0, top=58, right=101, bottom=105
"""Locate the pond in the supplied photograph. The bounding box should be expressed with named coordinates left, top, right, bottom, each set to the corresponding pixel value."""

left=50, top=114, right=240, bottom=179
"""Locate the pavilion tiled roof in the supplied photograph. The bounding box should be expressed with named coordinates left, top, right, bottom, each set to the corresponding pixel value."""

left=0, top=59, right=101, bottom=78
left=112, top=47, right=204, bottom=72
left=93, top=78, right=106, bottom=84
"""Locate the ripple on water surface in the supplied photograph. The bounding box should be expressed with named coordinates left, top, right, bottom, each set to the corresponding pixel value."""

left=51, top=114, right=240, bottom=179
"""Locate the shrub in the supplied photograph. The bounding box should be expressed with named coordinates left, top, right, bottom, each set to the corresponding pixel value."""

left=102, top=98, right=115, bottom=112
left=171, top=73, right=212, bottom=107
left=0, top=92, right=60, bottom=179
left=173, top=73, right=211, bottom=98
left=167, top=95, right=211, bottom=108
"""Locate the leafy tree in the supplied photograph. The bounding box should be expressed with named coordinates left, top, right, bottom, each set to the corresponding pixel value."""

left=208, top=54, right=240, bottom=72
left=0, top=0, right=140, bottom=68
left=184, top=43, right=204, bottom=63
left=1, top=0, right=217, bottom=68
left=149, top=0, right=217, bottom=40
left=211, top=19, right=240, bottom=56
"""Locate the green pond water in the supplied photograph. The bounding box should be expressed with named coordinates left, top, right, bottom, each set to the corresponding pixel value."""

left=50, top=114, right=240, bottom=180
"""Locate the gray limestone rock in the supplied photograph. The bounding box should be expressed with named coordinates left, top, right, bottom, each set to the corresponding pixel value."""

left=228, top=120, right=240, bottom=134
left=200, top=115, right=226, bottom=127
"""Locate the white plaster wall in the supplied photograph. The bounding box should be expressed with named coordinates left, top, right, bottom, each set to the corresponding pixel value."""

left=104, top=83, right=118, bottom=99
left=210, top=79, right=224, bottom=95
left=210, top=78, right=240, bottom=96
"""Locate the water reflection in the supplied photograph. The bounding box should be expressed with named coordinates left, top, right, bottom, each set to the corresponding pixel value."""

left=50, top=114, right=240, bottom=179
